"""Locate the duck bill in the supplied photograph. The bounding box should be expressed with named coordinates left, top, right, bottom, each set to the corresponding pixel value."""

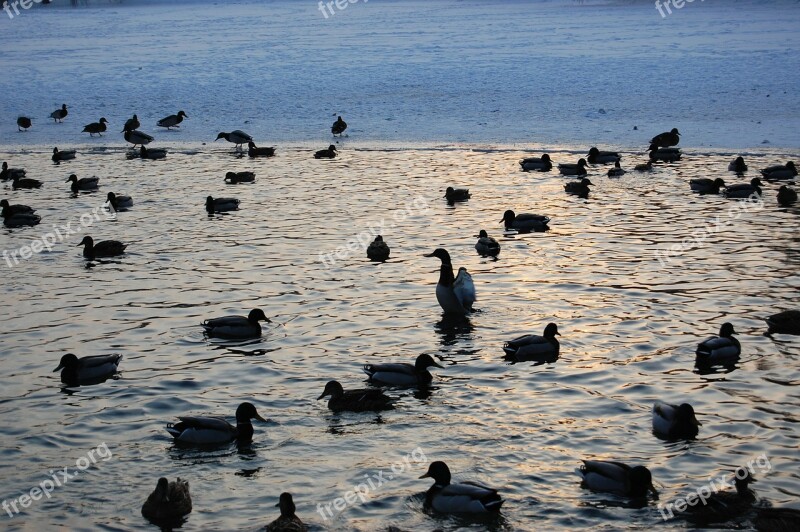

left=254, top=413, right=267, bottom=423
left=649, top=485, right=659, bottom=499
left=53, top=364, right=65, bottom=372
left=423, top=252, right=435, bottom=257
left=419, top=472, right=431, bottom=479
left=316, top=392, right=328, bottom=400
left=432, top=362, right=444, bottom=368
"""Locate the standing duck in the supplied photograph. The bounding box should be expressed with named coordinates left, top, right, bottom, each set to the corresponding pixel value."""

left=202, top=308, right=270, bottom=339
left=2, top=205, right=41, bottom=227
left=765, top=309, right=800, bottom=335
left=474, top=230, right=500, bottom=257
left=50, top=104, right=68, bottom=123
left=206, top=196, right=240, bottom=214
left=82, top=117, right=108, bottom=136
left=419, top=461, right=504, bottom=514
left=760, top=161, right=797, bottom=180
left=503, top=323, right=560, bottom=363
left=1, top=162, right=25, bottom=180
left=224, top=171, right=255, bottom=184
left=140, top=146, right=167, bottom=160
left=314, top=145, right=338, bottom=159
left=124, top=130, right=154, bottom=147
left=122, top=114, right=140, bottom=133
left=367, top=235, right=390, bottom=261
left=558, top=158, right=588, bottom=176
left=648, top=145, right=681, bottom=161
left=565, top=178, right=593, bottom=195
left=266, top=493, right=307, bottom=532
left=424, top=248, right=475, bottom=315
left=317, top=380, right=395, bottom=412
left=587, top=147, right=620, bottom=164
left=777, top=185, right=798, bottom=206
left=652, top=401, right=701, bottom=439
left=165, top=402, right=267, bottom=444
left=77, top=236, right=127, bottom=260
left=66, top=174, right=99, bottom=193
left=331, top=116, right=347, bottom=136
left=216, top=130, right=253, bottom=151
left=52, top=147, right=76, bottom=161
left=54, top=353, right=122, bottom=385
left=690, top=177, right=726, bottom=194
left=519, top=153, right=553, bottom=172
left=607, top=162, right=626, bottom=177
left=728, top=156, right=748, bottom=173
left=696, top=322, right=740, bottom=365
left=248, top=141, right=275, bottom=158
left=157, top=110, right=187, bottom=129
left=444, top=186, right=470, bottom=203
left=16, top=116, right=32, bottom=131
left=723, top=177, right=762, bottom=199
left=576, top=460, right=658, bottom=499
left=141, top=477, right=192, bottom=524
left=11, top=175, right=42, bottom=189
left=650, top=127, right=680, bottom=147
left=106, top=192, right=133, bottom=212
left=500, top=209, right=550, bottom=233
left=681, top=469, right=757, bottom=525
left=363, top=353, right=443, bottom=386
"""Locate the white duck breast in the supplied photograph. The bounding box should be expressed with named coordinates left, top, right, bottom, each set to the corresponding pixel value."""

left=696, top=336, right=740, bottom=360
left=429, top=482, right=502, bottom=513
left=453, top=268, right=476, bottom=311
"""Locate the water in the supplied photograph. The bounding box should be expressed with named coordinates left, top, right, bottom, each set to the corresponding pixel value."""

left=1, top=144, right=798, bottom=530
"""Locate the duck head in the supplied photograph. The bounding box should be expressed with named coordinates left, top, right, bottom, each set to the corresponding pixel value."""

left=152, top=478, right=170, bottom=503
left=420, top=461, right=451, bottom=485
left=277, top=492, right=296, bottom=517
left=65, top=174, right=78, bottom=183
left=500, top=210, right=517, bottom=226
left=732, top=468, right=757, bottom=493
left=444, top=186, right=455, bottom=198
left=588, top=147, right=599, bottom=156
left=177, top=111, right=187, bottom=118
left=76, top=236, right=94, bottom=248
left=580, top=178, right=594, bottom=186
left=787, top=161, right=796, bottom=170
left=543, top=323, right=560, bottom=338
left=713, top=178, right=726, bottom=188
left=415, top=353, right=443, bottom=371
left=750, top=178, right=764, bottom=187
left=676, top=403, right=701, bottom=427
left=476, top=229, right=489, bottom=238
left=629, top=466, right=658, bottom=498
left=577, top=158, right=588, bottom=167
left=373, top=235, right=384, bottom=243
left=719, top=322, right=736, bottom=337
left=671, top=128, right=680, bottom=136
left=328, top=145, right=337, bottom=151
left=424, top=248, right=452, bottom=264
left=215, top=132, right=227, bottom=141
left=54, top=353, right=79, bottom=372
left=317, top=380, right=344, bottom=400
left=247, top=309, right=271, bottom=324
left=235, top=402, right=267, bottom=423
left=541, top=154, right=551, bottom=161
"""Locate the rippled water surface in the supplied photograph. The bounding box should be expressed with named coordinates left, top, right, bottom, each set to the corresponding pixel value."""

left=1, top=144, right=798, bottom=531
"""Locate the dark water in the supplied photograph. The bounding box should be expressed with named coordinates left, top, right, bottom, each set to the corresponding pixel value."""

left=0, top=144, right=798, bottom=531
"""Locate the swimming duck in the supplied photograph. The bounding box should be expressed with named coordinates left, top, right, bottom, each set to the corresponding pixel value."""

left=77, top=236, right=127, bottom=260
left=576, top=460, right=658, bottom=499
left=165, top=401, right=267, bottom=444
left=50, top=104, right=68, bottom=123
left=266, top=492, right=307, bottom=532
left=424, top=248, right=475, bottom=315
left=765, top=309, right=800, bottom=335
left=331, top=116, right=347, bottom=136
left=248, top=141, right=275, bottom=158
left=690, top=177, right=726, bottom=194
left=106, top=192, right=133, bottom=212
left=11, top=175, right=42, bottom=189
left=16, top=116, right=31, bottom=131
left=122, top=114, right=140, bottom=133
left=124, top=130, right=154, bottom=147
left=474, top=229, right=500, bottom=257
left=52, top=147, right=76, bottom=161
left=202, top=308, right=270, bottom=339
left=754, top=507, right=800, bottom=531
left=363, top=353, right=443, bottom=386
left=652, top=401, right=701, bottom=439
left=224, top=171, right=255, bottom=184
left=444, top=187, right=470, bottom=203
left=723, top=177, right=762, bottom=199
left=500, top=209, right=550, bottom=233
left=519, top=153, right=553, bottom=172
left=366, top=235, right=390, bottom=261
left=157, top=110, right=187, bottom=129
left=216, top=130, right=253, bottom=151
left=728, top=156, right=748, bottom=173
left=587, top=147, right=620, bottom=164
left=206, top=196, right=240, bottom=214
left=681, top=469, right=756, bottom=525
left=0, top=199, right=34, bottom=215
left=141, top=477, right=192, bottom=524
left=777, top=185, right=798, bottom=206
left=760, top=161, right=797, bottom=180
left=607, top=162, right=626, bottom=177
left=558, top=158, right=588, bottom=176
left=317, top=380, right=395, bottom=412
left=1, top=162, right=25, bottom=180
left=503, top=323, right=560, bottom=363
left=419, top=461, right=504, bottom=514
left=650, top=127, right=680, bottom=147
left=565, top=178, right=593, bottom=195
left=66, top=174, right=99, bottom=192
left=140, top=146, right=167, bottom=160
left=82, top=117, right=108, bottom=136
left=54, top=353, right=122, bottom=384
left=314, top=145, right=338, bottom=159
left=648, top=145, right=681, bottom=161
left=696, top=322, right=740, bottom=364
left=634, top=160, right=653, bottom=172
left=2, top=207, right=41, bottom=227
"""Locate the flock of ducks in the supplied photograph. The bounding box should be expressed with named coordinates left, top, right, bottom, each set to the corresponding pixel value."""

left=4, top=111, right=800, bottom=530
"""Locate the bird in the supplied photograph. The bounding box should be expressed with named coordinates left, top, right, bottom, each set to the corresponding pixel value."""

left=141, top=477, right=192, bottom=524
left=16, top=116, right=32, bottom=131
left=201, top=308, right=270, bottom=339
left=696, top=322, right=740, bottom=365
left=66, top=174, right=99, bottom=193
left=765, top=310, right=800, bottom=335
left=652, top=401, right=701, bottom=439
left=11, top=175, right=42, bottom=189
left=366, top=235, right=390, bottom=261
left=124, top=130, right=154, bottom=147
left=82, top=117, right=108, bottom=136
left=157, top=110, right=187, bottom=129
left=0, top=199, right=34, bottom=216
left=331, top=116, right=347, bottom=136
left=681, top=469, right=757, bottom=525
left=139, top=146, right=167, bottom=160
left=314, top=145, right=338, bottom=159
left=724, top=177, right=762, bottom=199
left=419, top=461, right=503, bottom=514
left=363, top=353, right=443, bottom=386
left=500, top=209, right=550, bottom=233
left=248, top=141, right=275, bottom=158
left=1, top=162, right=25, bottom=180
left=576, top=460, right=658, bottom=499
left=50, top=104, right=68, bottom=123
left=728, top=156, right=748, bottom=173
left=317, top=380, right=395, bottom=412
left=216, top=130, right=253, bottom=151
left=444, top=187, right=470, bottom=203
left=565, top=178, right=593, bottom=195
left=265, top=492, right=307, bottom=532
left=106, top=192, right=133, bottom=212
left=53, top=353, right=122, bottom=385
left=587, top=147, right=620, bottom=164
left=634, top=160, right=653, bottom=172
left=206, top=196, right=240, bottom=214
left=503, top=323, right=560, bottom=363
left=777, top=185, right=798, bottom=206
left=558, top=158, right=588, bottom=176
left=519, top=153, right=553, bottom=172
left=52, top=147, right=76, bottom=161
left=77, top=236, right=127, bottom=260
left=224, top=171, right=255, bottom=184
left=474, top=230, right=500, bottom=257
left=760, top=161, right=797, bottom=180
left=165, top=402, right=267, bottom=444
left=121, top=114, right=140, bottom=133
left=648, top=145, right=681, bottom=161
left=690, top=177, right=726, bottom=194
left=607, top=161, right=626, bottom=177
left=754, top=507, right=800, bottom=531
left=424, top=248, right=475, bottom=316
left=2, top=206, right=40, bottom=227
left=650, top=127, right=680, bottom=147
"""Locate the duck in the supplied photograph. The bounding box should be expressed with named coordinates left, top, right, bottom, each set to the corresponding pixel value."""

left=681, top=469, right=757, bottom=525
left=82, top=117, right=108, bottom=136
left=696, top=322, right=740, bottom=364
left=331, top=116, right=347, bottom=136
left=206, top=195, right=240, bottom=214
left=728, top=156, right=748, bottom=173
left=165, top=401, right=267, bottom=444
left=474, top=229, right=500, bottom=257
left=503, top=323, right=560, bottom=363
left=419, top=461, right=503, bottom=514
left=565, top=178, right=593, bottom=195
left=765, top=309, right=800, bottom=335
left=121, top=114, right=140, bottom=133
left=576, top=460, right=658, bottom=498
left=248, top=141, right=275, bottom=158
left=16, top=116, right=32, bottom=131
left=141, top=477, right=192, bottom=524
left=558, top=158, right=588, bottom=176
left=216, top=130, right=253, bottom=151
left=1, top=162, right=25, bottom=180
left=66, top=174, right=99, bottom=192
left=53, top=353, right=122, bottom=384
left=140, top=146, right=168, bottom=160
left=11, top=175, right=42, bottom=189
left=607, top=161, right=626, bottom=177
left=649, top=145, right=681, bottom=161
left=366, top=235, right=390, bottom=261
left=500, top=209, right=550, bottom=233
left=50, top=104, right=68, bottom=123
left=424, top=248, right=475, bottom=315
left=266, top=492, right=307, bottom=532
left=157, top=110, right=187, bottom=129
left=690, top=177, right=726, bottom=194
left=519, top=153, right=553, bottom=172
left=317, top=380, right=395, bottom=412
left=106, top=192, right=133, bottom=212
left=777, top=185, right=798, bottom=206
left=652, top=401, right=701, bottom=439
left=634, top=160, right=653, bottom=172
left=0, top=199, right=35, bottom=215
left=650, top=127, right=680, bottom=147
left=723, top=177, right=762, bottom=199
left=444, top=187, right=470, bottom=203
left=52, top=147, right=76, bottom=161
left=760, top=161, right=797, bottom=181
left=754, top=507, right=800, bottom=531
left=314, top=145, right=338, bottom=159
left=124, top=130, right=154, bottom=147
left=587, top=147, right=620, bottom=164
left=2, top=207, right=41, bottom=227
left=77, top=236, right=127, bottom=260
left=202, top=309, right=270, bottom=339
left=363, top=353, right=443, bottom=386
left=224, top=171, right=255, bottom=184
